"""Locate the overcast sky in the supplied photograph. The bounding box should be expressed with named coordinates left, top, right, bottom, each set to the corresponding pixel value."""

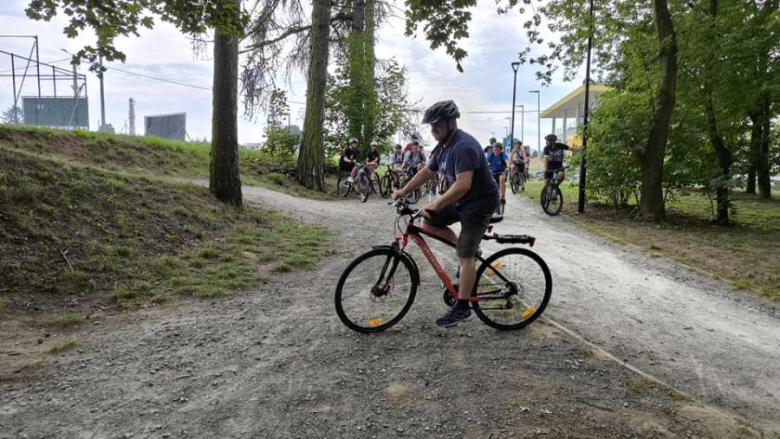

left=0, top=0, right=585, bottom=152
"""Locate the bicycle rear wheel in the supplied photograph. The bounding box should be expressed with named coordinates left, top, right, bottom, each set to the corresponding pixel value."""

left=540, top=185, right=563, bottom=216
left=472, top=248, right=552, bottom=330
left=335, top=248, right=418, bottom=333
left=358, top=174, right=370, bottom=202
left=380, top=174, right=392, bottom=198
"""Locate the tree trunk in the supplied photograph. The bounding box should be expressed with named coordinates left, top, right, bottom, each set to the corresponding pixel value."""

left=704, top=0, right=730, bottom=225
left=746, top=161, right=756, bottom=194
left=296, top=0, right=331, bottom=190
left=210, top=0, right=242, bottom=206
left=362, top=0, right=377, bottom=145
left=749, top=103, right=772, bottom=199
left=705, top=96, right=731, bottom=225
left=757, top=100, right=772, bottom=199
left=639, top=0, right=677, bottom=222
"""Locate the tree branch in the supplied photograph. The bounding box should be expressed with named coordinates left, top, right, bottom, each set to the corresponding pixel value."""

left=240, top=12, right=352, bottom=53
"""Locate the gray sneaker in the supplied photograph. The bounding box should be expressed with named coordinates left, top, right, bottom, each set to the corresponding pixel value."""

left=436, top=305, right=472, bottom=327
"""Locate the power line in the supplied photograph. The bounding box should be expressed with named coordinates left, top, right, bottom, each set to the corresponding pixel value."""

left=105, top=65, right=212, bottom=91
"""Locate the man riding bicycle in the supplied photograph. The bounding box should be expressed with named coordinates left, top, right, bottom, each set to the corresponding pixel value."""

left=340, top=138, right=360, bottom=183
left=403, top=140, right=427, bottom=175
left=543, top=134, right=578, bottom=185
left=486, top=142, right=509, bottom=206
left=509, top=140, right=527, bottom=191
left=393, top=100, right=499, bottom=327
left=366, top=141, right=381, bottom=181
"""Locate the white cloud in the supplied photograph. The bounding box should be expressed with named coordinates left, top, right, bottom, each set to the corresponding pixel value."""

left=1, top=0, right=586, bottom=145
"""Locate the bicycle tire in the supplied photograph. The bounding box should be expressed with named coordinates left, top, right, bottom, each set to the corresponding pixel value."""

left=541, top=184, right=563, bottom=216
left=510, top=172, right=520, bottom=194
left=358, top=174, right=370, bottom=202
left=380, top=174, right=392, bottom=198
left=402, top=175, right=421, bottom=204
left=472, top=248, right=552, bottom=330
left=335, top=248, right=418, bottom=333
left=337, top=175, right=352, bottom=197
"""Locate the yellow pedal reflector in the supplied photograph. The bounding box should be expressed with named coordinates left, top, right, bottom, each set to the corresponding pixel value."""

left=521, top=305, right=536, bottom=318
left=491, top=262, right=503, bottom=270
left=367, top=319, right=384, bottom=326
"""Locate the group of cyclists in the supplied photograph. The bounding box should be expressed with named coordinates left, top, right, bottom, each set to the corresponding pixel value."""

left=339, top=137, right=428, bottom=187
left=339, top=129, right=573, bottom=211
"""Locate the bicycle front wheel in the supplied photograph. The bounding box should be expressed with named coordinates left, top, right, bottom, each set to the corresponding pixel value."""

left=335, top=248, right=418, bottom=333
left=472, top=248, right=552, bottom=330
left=358, top=174, right=370, bottom=202
left=510, top=173, right=520, bottom=194
left=541, top=185, right=562, bottom=216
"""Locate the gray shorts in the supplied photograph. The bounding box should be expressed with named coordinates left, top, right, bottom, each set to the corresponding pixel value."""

left=423, top=206, right=492, bottom=259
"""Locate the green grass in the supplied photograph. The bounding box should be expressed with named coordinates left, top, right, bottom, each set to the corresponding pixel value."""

left=0, top=124, right=337, bottom=201
left=49, top=338, right=80, bottom=353
left=522, top=180, right=780, bottom=301
left=54, top=312, right=84, bottom=325
left=0, top=143, right=332, bottom=312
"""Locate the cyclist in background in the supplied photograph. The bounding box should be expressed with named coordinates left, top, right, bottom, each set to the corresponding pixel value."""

left=486, top=142, right=509, bottom=206
left=543, top=134, right=578, bottom=185
left=509, top=140, right=527, bottom=191
left=404, top=140, right=427, bottom=174
left=340, top=137, right=360, bottom=183
left=524, top=142, right=531, bottom=180
left=484, top=136, right=497, bottom=154
left=404, top=135, right=419, bottom=155
left=366, top=141, right=381, bottom=182
left=390, top=144, right=406, bottom=179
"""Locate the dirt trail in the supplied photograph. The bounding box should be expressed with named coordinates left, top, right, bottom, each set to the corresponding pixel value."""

left=0, top=185, right=770, bottom=438
left=496, top=194, right=780, bottom=432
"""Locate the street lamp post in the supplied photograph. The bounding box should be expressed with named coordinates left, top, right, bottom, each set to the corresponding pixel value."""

left=578, top=0, right=595, bottom=214
left=510, top=61, right=520, bottom=148
left=529, top=90, right=541, bottom=169
left=502, top=126, right=508, bottom=139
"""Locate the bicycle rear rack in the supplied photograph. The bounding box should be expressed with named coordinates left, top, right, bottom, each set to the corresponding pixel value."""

left=483, top=233, right=536, bottom=247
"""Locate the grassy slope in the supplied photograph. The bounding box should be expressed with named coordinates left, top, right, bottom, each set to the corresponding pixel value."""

left=0, top=137, right=332, bottom=315
left=0, top=125, right=335, bottom=200
left=523, top=180, right=780, bottom=300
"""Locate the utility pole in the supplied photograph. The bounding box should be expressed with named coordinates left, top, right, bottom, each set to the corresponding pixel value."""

left=529, top=90, right=541, bottom=169
left=129, top=98, right=136, bottom=136
left=509, top=62, right=520, bottom=147
left=578, top=0, right=594, bottom=214
left=99, top=55, right=106, bottom=131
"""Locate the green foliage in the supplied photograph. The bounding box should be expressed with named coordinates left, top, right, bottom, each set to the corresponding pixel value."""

left=55, top=312, right=84, bottom=325
left=325, top=50, right=416, bottom=160
left=49, top=338, right=79, bottom=353
left=25, top=0, right=249, bottom=73
left=1, top=106, right=23, bottom=124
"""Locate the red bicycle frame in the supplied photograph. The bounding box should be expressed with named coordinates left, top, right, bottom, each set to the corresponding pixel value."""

left=394, top=216, right=494, bottom=302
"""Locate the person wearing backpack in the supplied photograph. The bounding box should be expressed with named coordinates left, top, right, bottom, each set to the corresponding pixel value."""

left=486, top=142, right=509, bottom=207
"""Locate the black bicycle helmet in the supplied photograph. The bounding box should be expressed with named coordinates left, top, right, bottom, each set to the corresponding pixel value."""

left=422, top=100, right=460, bottom=124
left=545, top=134, right=557, bottom=142
left=489, top=137, right=497, bottom=144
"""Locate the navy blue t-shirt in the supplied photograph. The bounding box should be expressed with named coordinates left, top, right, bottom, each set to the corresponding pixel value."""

left=427, top=130, right=499, bottom=215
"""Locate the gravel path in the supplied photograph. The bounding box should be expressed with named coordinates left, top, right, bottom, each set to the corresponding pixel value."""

left=0, top=184, right=770, bottom=438
left=492, top=193, right=780, bottom=433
